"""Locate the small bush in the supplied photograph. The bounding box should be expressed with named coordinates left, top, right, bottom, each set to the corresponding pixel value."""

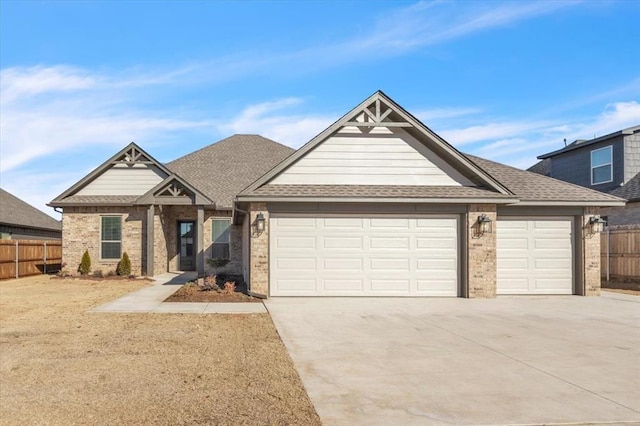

left=202, top=275, right=220, bottom=292
left=117, top=252, right=132, bottom=276
left=106, top=270, right=116, bottom=277
left=93, top=270, right=103, bottom=278
left=78, top=250, right=91, bottom=275
left=223, top=281, right=236, bottom=295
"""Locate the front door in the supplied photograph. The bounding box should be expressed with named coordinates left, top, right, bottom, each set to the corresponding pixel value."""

left=178, top=221, right=196, bottom=271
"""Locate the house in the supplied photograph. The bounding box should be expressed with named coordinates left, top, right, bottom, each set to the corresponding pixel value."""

left=529, top=126, right=640, bottom=226
left=50, top=91, right=625, bottom=297
left=0, top=188, right=62, bottom=240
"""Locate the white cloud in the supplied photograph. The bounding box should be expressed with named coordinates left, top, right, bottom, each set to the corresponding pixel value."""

left=0, top=65, right=216, bottom=173
left=219, top=98, right=335, bottom=148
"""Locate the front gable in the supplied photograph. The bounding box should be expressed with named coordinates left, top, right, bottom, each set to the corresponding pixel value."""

left=243, top=91, right=510, bottom=195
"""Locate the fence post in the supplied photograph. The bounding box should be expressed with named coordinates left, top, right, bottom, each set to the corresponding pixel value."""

left=606, top=228, right=610, bottom=282
left=15, top=240, right=19, bottom=279
left=44, top=241, right=47, bottom=274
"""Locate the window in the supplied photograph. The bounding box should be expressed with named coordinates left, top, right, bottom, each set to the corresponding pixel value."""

left=101, top=216, right=121, bottom=259
left=591, top=146, right=612, bottom=185
left=212, top=218, right=231, bottom=259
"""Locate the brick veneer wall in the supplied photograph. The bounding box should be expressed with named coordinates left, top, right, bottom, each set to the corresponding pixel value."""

left=467, top=204, right=497, bottom=298
left=248, top=203, right=268, bottom=296
left=62, top=206, right=145, bottom=275
left=583, top=207, right=601, bottom=296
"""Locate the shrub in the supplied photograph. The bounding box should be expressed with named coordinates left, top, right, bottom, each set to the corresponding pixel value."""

left=93, top=270, right=103, bottom=278
left=206, top=257, right=230, bottom=275
left=202, top=275, right=220, bottom=292
left=78, top=250, right=91, bottom=275
left=117, top=252, right=132, bottom=276
left=223, top=281, right=236, bottom=295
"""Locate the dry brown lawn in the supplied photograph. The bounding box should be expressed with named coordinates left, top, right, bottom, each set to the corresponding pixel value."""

left=0, top=276, right=320, bottom=425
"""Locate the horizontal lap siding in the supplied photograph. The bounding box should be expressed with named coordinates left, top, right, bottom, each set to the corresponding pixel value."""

left=77, top=165, right=166, bottom=196
left=270, top=128, right=473, bottom=186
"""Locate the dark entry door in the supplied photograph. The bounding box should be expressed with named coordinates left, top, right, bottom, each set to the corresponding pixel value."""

left=178, top=221, right=196, bottom=271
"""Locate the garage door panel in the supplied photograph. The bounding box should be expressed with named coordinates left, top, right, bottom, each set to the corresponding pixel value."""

left=371, top=279, right=410, bottom=292
left=322, top=236, right=363, bottom=249
left=276, top=257, right=316, bottom=270
left=274, top=236, right=316, bottom=249
left=416, top=237, right=456, bottom=249
left=274, top=279, right=317, bottom=292
left=323, top=279, right=364, bottom=292
left=370, top=258, right=410, bottom=271
left=323, top=258, right=363, bottom=271
left=497, top=218, right=573, bottom=295
left=370, top=236, right=410, bottom=249
left=271, top=216, right=458, bottom=297
left=322, top=218, right=364, bottom=229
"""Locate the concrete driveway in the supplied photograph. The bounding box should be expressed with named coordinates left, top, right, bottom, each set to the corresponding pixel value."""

left=265, top=292, right=640, bottom=425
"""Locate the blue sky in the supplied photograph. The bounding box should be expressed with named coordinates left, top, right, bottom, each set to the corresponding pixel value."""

left=1, top=0, right=639, bottom=218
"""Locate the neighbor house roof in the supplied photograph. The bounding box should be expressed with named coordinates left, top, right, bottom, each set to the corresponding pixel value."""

left=0, top=188, right=62, bottom=231
left=537, top=125, right=640, bottom=159
left=167, top=134, right=295, bottom=209
left=609, top=173, right=640, bottom=202
left=526, top=159, right=551, bottom=176
left=466, top=155, right=626, bottom=205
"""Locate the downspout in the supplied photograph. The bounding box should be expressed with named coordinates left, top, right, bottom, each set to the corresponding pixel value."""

left=606, top=226, right=610, bottom=282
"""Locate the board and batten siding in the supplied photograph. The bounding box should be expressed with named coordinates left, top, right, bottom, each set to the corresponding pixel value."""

left=77, top=164, right=167, bottom=196
left=270, top=127, right=475, bottom=186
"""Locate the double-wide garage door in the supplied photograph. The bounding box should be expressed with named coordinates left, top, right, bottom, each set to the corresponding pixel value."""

left=497, top=218, right=573, bottom=295
left=270, top=216, right=458, bottom=296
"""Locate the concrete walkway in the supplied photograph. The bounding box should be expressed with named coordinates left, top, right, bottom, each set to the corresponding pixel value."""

left=91, top=272, right=266, bottom=314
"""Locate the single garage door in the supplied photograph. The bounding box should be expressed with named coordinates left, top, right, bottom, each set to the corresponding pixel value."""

left=497, top=218, right=573, bottom=295
left=270, top=216, right=458, bottom=297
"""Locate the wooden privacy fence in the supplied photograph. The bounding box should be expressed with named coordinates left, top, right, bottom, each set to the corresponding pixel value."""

left=601, top=227, right=640, bottom=280
left=0, top=240, right=62, bottom=280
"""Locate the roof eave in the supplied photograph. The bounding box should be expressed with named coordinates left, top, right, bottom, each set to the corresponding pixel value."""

left=236, top=195, right=521, bottom=204
left=511, top=200, right=627, bottom=207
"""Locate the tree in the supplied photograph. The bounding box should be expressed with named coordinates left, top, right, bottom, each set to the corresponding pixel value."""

left=206, top=257, right=230, bottom=276
left=78, top=250, right=91, bottom=275
left=117, top=252, right=132, bottom=276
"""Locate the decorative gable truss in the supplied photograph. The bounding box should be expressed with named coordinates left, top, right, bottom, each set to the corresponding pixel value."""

left=136, top=175, right=213, bottom=206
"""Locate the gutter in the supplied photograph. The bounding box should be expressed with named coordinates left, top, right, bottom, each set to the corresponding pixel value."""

left=236, top=196, right=521, bottom=204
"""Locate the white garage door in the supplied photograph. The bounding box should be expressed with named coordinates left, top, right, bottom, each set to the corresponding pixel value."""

left=497, top=218, right=573, bottom=295
left=270, top=216, right=458, bottom=297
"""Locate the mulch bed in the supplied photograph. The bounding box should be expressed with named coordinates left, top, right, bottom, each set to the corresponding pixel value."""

left=165, top=274, right=262, bottom=303
left=51, top=274, right=153, bottom=282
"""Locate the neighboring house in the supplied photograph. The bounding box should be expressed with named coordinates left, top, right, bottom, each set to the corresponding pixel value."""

left=50, top=91, right=625, bottom=298
left=529, top=126, right=640, bottom=226
left=0, top=188, right=62, bottom=240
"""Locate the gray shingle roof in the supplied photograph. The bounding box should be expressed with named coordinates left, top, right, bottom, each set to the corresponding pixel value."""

left=609, top=173, right=640, bottom=202
left=167, top=135, right=294, bottom=209
left=466, top=155, right=624, bottom=203
left=53, top=195, right=140, bottom=205
left=526, top=159, right=551, bottom=177
left=243, top=184, right=513, bottom=200
left=0, top=188, right=61, bottom=231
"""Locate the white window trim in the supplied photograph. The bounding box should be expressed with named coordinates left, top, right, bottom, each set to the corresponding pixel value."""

left=100, top=215, right=122, bottom=261
left=211, top=218, right=231, bottom=259
left=590, top=146, right=613, bottom=185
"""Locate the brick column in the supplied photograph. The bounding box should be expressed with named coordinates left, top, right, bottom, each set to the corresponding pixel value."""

left=582, top=207, right=601, bottom=296
left=248, top=203, right=269, bottom=297
left=467, top=204, right=497, bottom=298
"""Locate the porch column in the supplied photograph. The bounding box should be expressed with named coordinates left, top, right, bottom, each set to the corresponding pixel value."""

left=146, top=204, right=154, bottom=277
left=196, top=205, right=204, bottom=276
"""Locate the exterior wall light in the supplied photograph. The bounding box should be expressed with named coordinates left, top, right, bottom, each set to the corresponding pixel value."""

left=477, top=214, right=493, bottom=236
left=588, top=215, right=606, bottom=235
left=256, top=212, right=266, bottom=233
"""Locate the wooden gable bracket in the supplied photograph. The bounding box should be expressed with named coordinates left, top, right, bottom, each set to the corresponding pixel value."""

left=112, top=145, right=154, bottom=165
left=345, top=98, right=412, bottom=128
left=136, top=174, right=214, bottom=206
